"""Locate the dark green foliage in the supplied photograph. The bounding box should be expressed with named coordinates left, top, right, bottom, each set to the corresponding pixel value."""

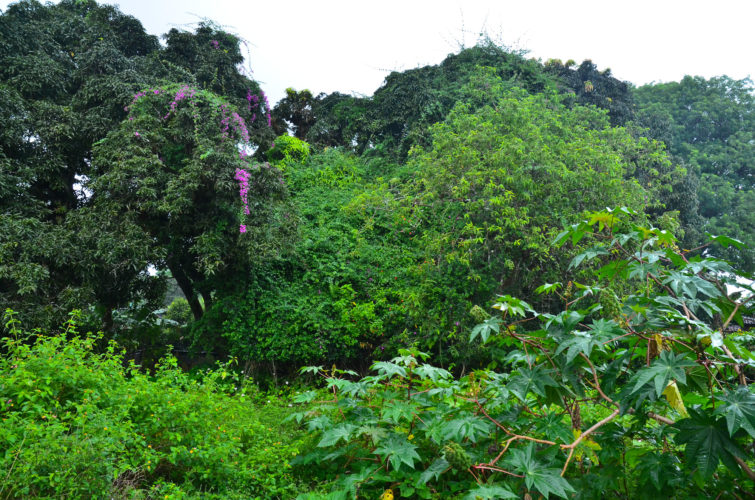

left=544, top=59, right=635, bottom=126
left=0, top=0, right=275, bottom=331
left=634, top=76, right=755, bottom=269
left=91, top=85, right=293, bottom=325
left=291, top=42, right=556, bottom=160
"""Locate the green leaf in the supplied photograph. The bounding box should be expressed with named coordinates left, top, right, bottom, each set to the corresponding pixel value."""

left=317, top=423, right=357, bottom=447
left=555, top=330, right=603, bottom=364
left=713, top=387, right=755, bottom=437
left=371, top=361, right=407, bottom=379
left=417, top=458, right=450, bottom=485
left=382, top=400, right=417, bottom=424
left=373, top=433, right=421, bottom=471
left=506, top=443, right=576, bottom=499
left=707, top=233, right=745, bottom=250
left=492, top=295, right=533, bottom=318
left=442, top=416, right=493, bottom=443
left=535, top=282, right=562, bottom=295
left=568, top=246, right=609, bottom=270
left=508, top=366, right=559, bottom=403
left=470, top=317, right=501, bottom=343
left=674, top=408, right=745, bottom=478
left=535, top=412, right=573, bottom=444
left=628, top=351, right=697, bottom=398
left=463, top=484, right=517, bottom=499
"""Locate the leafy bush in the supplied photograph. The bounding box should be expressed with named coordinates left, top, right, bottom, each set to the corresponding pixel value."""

left=289, top=210, right=754, bottom=499
left=0, top=311, right=309, bottom=498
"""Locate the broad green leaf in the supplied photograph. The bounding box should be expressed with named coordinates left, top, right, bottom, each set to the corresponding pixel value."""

left=317, top=423, right=357, bottom=447
left=506, top=443, right=576, bottom=499
left=413, top=363, right=453, bottom=382
left=374, top=433, right=421, bottom=471
left=707, top=233, right=745, bottom=249
left=628, top=351, right=697, bottom=398
left=535, top=412, right=573, bottom=444
left=470, top=317, right=501, bottom=344
left=382, top=400, right=417, bottom=424
left=569, top=246, right=609, bottom=270
left=442, top=416, right=493, bottom=443
left=371, top=361, right=407, bottom=379
left=463, top=484, right=517, bottom=499
left=492, top=295, right=533, bottom=318
left=713, top=387, right=755, bottom=437
left=417, top=458, right=450, bottom=485
left=674, top=408, right=745, bottom=478
left=535, top=282, right=562, bottom=295
left=508, top=366, right=559, bottom=403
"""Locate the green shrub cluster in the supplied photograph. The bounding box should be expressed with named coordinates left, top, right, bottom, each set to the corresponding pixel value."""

left=0, top=311, right=308, bottom=499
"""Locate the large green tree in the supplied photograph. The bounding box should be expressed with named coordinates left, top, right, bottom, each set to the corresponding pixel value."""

left=90, top=85, right=292, bottom=322
left=634, top=76, right=755, bottom=269
left=0, top=0, right=274, bottom=329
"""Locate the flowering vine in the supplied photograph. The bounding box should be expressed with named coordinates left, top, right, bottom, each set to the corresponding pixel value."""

left=125, top=82, right=274, bottom=235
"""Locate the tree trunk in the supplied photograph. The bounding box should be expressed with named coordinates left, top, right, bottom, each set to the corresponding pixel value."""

left=168, top=261, right=203, bottom=320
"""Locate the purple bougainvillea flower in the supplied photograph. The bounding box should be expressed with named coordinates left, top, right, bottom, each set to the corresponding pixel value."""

left=239, top=225, right=247, bottom=233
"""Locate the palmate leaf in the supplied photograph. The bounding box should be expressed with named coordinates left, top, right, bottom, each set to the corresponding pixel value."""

left=554, top=321, right=616, bottom=364
left=713, top=387, right=755, bottom=437
left=373, top=433, right=421, bottom=471
left=470, top=317, right=501, bottom=344
left=381, top=400, right=417, bottom=424
left=628, top=351, right=697, bottom=398
left=506, top=443, right=576, bottom=499
left=317, top=423, right=357, bottom=447
left=568, top=246, right=609, bottom=270
left=508, top=366, right=559, bottom=402
left=371, top=361, right=407, bottom=379
left=462, top=484, right=517, bottom=499
left=417, top=457, right=450, bottom=485
left=492, top=295, right=534, bottom=318
left=673, top=408, right=746, bottom=478
left=442, top=416, right=493, bottom=443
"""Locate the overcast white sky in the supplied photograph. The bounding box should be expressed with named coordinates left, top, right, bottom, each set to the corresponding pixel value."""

left=3, top=0, right=754, bottom=103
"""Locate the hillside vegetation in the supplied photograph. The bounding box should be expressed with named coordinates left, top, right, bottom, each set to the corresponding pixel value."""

left=1, top=1, right=753, bottom=498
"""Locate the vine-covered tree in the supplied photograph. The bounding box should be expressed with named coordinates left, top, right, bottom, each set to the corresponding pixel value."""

left=0, top=0, right=275, bottom=329
left=90, top=85, right=292, bottom=322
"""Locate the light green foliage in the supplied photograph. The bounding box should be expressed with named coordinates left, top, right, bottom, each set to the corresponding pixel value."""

left=394, top=75, right=662, bottom=320
left=0, top=310, right=308, bottom=498
left=267, top=134, right=311, bottom=165
left=219, top=149, right=424, bottom=366
left=291, top=211, right=754, bottom=499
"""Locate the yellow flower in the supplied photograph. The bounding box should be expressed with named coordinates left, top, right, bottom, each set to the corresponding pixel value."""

left=380, top=489, right=394, bottom=500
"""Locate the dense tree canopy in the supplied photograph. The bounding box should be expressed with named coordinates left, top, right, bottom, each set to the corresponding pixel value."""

left=0, top=0, right=274, bottom=329
left=635, top=76, right=755, bottom=269
left=90, top=85, right=291, bottom=322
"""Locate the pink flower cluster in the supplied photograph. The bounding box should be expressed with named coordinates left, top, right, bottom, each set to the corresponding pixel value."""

left=234, top=167, right=251, bottom=233
left=234, top=168, right=251, bottom=234
left=164, top=85, right=197, bottom=119
left=260, top=90, right=272, bottom=127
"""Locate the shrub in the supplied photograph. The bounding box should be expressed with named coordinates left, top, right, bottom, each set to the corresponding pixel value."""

left=0, top=310, right=308, bottom=498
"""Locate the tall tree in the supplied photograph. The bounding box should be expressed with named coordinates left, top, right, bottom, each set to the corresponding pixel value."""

left=0, top=0, right=275, bottom=328
left=90, top=85, right=292, bottom=321
left=635, top=76, right=755, bottom=269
